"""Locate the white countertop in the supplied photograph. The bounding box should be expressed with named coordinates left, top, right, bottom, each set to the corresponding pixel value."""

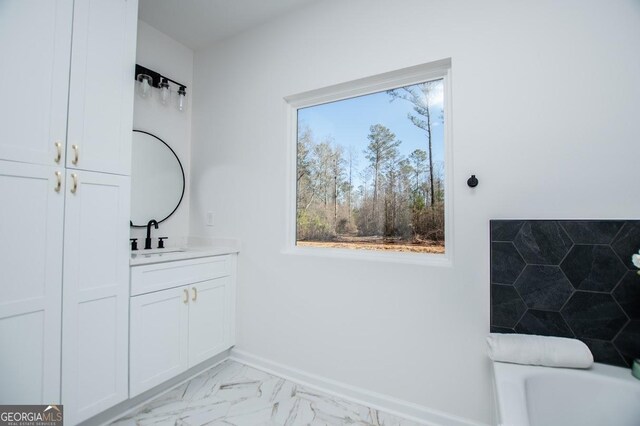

left=130, top=240, right=240, bottom=266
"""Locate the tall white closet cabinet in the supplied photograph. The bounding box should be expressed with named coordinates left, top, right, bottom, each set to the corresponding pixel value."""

left=0, top=0, right=138, bottom=424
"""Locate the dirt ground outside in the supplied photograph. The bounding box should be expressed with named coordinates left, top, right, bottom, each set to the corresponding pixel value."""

left=297, top=236, right=445, bottom=254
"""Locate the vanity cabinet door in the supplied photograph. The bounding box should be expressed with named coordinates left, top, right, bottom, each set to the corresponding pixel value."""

left=66, top=0, right=137, bottom=175
left=188, top=278, right=230, bottom=367
left=61, top=170, right=131, bottom=424
left=0, top=161, right=64, bottom=404
left=0, top=0, right=72, bottom=166
left=130, top=287, right=190, bottom=397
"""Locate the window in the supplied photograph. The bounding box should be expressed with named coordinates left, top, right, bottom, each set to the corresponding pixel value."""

left=287, top=61, right=451, bottom=259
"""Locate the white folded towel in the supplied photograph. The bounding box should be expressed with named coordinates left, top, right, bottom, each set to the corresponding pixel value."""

left=487, top=333, right=593, bottom=369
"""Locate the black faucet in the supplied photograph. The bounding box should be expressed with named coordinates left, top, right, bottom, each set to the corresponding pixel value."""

left=145, top=220, right=158, bottom=250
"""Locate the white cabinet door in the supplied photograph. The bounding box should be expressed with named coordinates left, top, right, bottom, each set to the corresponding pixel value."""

left=0, top=161, right=64, bottom=404
left=188, top=278, right=230, bottom=367
left=130, top=287, right=189, bottom=397
left=0, top=0, right=72, bottom=166
left=67, top=0, right=137, bottom=175
left=61, top=170, right=130, bottom=424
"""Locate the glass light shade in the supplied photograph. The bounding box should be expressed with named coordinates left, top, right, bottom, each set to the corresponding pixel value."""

left=159, top=79, right=170, bottom=105
left=136, top=74, right=153, bottom=98
left=177, top=86, right=186, bottom=112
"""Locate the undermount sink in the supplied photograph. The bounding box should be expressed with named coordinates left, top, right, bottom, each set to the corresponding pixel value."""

left=129, top=242, right=240, bottom=266
left=131, top=248, right=186, bottom=256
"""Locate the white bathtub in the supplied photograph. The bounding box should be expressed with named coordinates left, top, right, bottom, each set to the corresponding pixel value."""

left=492, top=361, right=640, bottom=426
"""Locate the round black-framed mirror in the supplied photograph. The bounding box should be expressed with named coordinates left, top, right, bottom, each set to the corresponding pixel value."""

left=130, top=130, right=185, bottom=227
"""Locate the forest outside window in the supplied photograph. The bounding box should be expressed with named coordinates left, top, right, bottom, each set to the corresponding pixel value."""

left=294, top=73, right=448, bottom=255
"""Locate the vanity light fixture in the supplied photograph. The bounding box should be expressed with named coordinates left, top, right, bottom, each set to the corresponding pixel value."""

left=135, top=64, right=187, bottom=112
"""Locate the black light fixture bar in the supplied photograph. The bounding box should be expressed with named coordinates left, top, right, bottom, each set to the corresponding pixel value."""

left=135, top=64, right=187, bottom=90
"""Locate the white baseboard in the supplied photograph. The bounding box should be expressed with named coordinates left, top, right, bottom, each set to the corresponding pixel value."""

left=230, top=349, right=488, bottom=426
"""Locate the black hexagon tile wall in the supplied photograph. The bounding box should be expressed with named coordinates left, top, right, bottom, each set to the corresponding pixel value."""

left=490, top=220, right=640, bottom=367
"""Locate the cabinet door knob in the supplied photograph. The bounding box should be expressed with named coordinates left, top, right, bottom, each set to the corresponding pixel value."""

left=191, top=287, right=197, bottom=302
left=71, top=144, right=79, bottom=165
left=54, top=171, right=62, bottom=193
left=70, top=173, right=78, bottom=194
left=54, top=141, right=62, bottom=164
left=183, top=288, right=189, bottom=304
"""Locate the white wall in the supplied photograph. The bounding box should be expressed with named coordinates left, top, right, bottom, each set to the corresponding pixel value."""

left=190, top=0, right=640, bottom=424
left=131, top=21, right=193, bottom=244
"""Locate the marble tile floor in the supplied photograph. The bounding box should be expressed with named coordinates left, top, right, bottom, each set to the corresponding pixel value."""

left=111, top=360, right=422, bottom=426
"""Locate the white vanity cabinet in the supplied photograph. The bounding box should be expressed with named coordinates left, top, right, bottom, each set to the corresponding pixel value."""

left=129, top=255, right=237, bottom=397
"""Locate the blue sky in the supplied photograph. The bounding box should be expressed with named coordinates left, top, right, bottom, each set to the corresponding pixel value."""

left=297, top=80, right=444, bottom=188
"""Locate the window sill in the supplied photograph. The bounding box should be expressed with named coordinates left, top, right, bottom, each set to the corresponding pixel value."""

left=282, top=244, right=452, bottom=267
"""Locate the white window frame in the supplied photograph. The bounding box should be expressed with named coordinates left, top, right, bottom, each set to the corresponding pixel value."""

left=283, top=59, right=453, bottom=266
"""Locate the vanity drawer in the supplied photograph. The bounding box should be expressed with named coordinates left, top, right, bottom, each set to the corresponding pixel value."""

left=130, top=255, right=230, bottom=296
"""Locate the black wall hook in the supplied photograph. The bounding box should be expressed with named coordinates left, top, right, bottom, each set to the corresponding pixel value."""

left=467, top=175, right=479, bottom=188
